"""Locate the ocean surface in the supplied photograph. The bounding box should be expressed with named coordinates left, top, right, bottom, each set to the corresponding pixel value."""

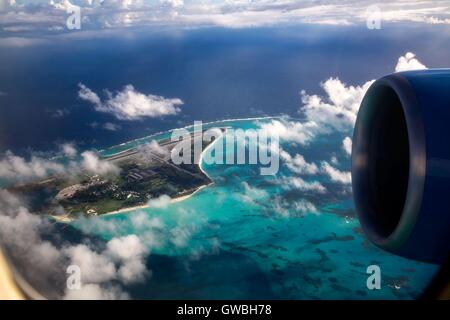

left=70, top=118, right=438, bottom=299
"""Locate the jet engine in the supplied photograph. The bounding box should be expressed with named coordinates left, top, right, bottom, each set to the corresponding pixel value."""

left=352, top=69, right=450, bottom=264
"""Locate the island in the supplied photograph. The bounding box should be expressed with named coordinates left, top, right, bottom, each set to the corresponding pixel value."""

left=8, top=129, right=224, bottom=221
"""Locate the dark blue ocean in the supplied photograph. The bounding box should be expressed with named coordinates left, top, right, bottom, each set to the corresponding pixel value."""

left=1, top=23, right=450, bottom=154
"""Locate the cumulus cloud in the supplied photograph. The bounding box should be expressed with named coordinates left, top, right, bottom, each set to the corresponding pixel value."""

left=61, top=143, right=77, bottom=158
left=0, top=151, right=66, bottom=181
left=239, top=181, right=269, bottom=204
left=282, top=176, right=326, bottom=193
left=137, top=140, right=169, bottom=162
left=64, top=244, right=117, bottom=284
left=0, top=145, right=119, bottom=183
left=280, top=149, right=318, bottom=175
left=300, top=77, right=374, bottom=132
left=242, top=181, right=268, bottom=198
left=321, top=161, right=351, bottom=184
left=395, top=52, right=428, bottom=72
left=63, top=232, right=150, bottom=299
left=259, top=118, right=320, bottom=146
left=342, top=137, right=352, bottom=156
left=293, top=199, right=319, bottom=214
left=147, top=194, right=172, bottom=209
left=78, top=83, right=183, bottom=120
left=81, top=151, right=120, bottom=175
left=78, top=83, right=102, bottom=106
left=105, top=234, right=149, bottom=284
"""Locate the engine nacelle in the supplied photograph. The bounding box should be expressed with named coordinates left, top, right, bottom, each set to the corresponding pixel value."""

left=352, top=69, right=450, bottom=264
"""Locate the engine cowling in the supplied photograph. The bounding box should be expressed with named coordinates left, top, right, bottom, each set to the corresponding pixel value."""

left=352, top=69, right=450, bottom=264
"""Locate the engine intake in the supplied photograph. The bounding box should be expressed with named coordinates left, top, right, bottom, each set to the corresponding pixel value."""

left=352, top=69, right=450, bottom=264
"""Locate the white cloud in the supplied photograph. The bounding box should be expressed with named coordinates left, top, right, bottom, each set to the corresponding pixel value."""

left=293, top=199, right=319, bottom=214
left=259, top=118, right=320, bottom=145
left=147, top=194, right=172, bottom=208
left=282, top=176, right=326, bottom=193
left=342, top=137, right=352, bottom=156
left=64, top=244, right=117, bottom=284
left=78, top=83, right=183, bottom=120
left=321, top=161, right=351, bottom=184
left=63, top=234, right=150, bottom=296
left=138, top=140, right=168, bottom=160
left=280, top=149, right=318, bottom=175
left=395, top=52, right=428, bottom=72
left=105, top=234, right=149, bottom=284
left=300, top=77, right=374, bottom=132
left=0, top=146, right=119, bottom=182
left=0, top=151, right=66, bottom=180
left=62, top=233, right=150, bottom=299
left=61, top=143, right=77, bottom=158
left=242, top=181, right=268, bottom=198
left=81, top=151, right=120, bottom=175
left=78, top=83, right=102, bottom=106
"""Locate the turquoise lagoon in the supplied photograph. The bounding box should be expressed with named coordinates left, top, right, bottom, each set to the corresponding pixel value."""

left=71, top=118, right=438, bottom=299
